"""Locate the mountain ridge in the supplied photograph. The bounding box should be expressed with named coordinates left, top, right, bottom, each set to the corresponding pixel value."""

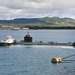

left=0, top=17, right=75, bottom=29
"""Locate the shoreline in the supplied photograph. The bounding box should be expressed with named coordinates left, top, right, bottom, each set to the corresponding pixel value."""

left=0, top=28, right=75, bottom=30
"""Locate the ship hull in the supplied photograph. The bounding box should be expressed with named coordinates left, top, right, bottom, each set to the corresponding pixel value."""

left=0, top=43, right=15, bottom=46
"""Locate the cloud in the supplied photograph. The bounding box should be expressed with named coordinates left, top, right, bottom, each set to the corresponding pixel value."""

left=0, top=0, right=75, bottom=19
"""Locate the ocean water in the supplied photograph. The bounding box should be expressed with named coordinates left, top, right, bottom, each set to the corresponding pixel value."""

left=0, top=30, right=75, bottom=75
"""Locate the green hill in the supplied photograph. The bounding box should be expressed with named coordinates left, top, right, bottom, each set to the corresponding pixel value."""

left=0, top=17, right=75, bottom=29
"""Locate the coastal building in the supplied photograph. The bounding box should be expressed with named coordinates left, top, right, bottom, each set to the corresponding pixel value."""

left=24, top=32, right=32, bottom=42
left=13, top=27, right=20, bottom=30
left=22, top=27, right=29, bottom=30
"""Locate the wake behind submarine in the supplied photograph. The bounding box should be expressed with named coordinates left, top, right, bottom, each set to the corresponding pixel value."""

left=0, top=32, right=75, bottom=46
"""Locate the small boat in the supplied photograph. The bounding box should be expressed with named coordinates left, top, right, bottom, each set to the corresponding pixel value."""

left=0, top=35, right=16, bottom=46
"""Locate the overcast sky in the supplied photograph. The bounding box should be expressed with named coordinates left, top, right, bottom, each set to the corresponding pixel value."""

left=0, top=0, right=75, bottom=19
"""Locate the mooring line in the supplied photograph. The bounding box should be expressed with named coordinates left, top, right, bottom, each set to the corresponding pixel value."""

left=62, top=54, right=75, bottom=59
left=61, top=62, right=74, bottom=63
left=63, top=60, right=75, bottom=61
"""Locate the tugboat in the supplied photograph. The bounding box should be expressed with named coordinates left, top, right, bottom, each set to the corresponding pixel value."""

left=0, top=35, right=16, bottom=46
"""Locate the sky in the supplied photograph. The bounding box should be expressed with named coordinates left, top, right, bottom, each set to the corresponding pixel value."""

left=0, top=0, right=75, bottom=20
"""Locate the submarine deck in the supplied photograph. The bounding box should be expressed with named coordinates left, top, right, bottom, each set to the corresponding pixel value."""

left=15, top=42, right=73, bottom=46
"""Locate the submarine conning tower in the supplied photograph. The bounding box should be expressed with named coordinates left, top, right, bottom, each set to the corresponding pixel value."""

left=24, top=32, right=32, bottom=42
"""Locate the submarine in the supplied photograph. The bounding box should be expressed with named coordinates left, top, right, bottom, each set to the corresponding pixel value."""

left=15, top=32, right=73, bottom=46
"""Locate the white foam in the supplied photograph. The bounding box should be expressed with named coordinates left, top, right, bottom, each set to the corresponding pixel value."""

left=53, top=46, right=75, bottom=49
left=9, top=45, right=75, bottom=50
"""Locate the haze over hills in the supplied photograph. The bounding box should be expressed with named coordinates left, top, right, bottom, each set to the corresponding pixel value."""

left=0, top=17, right=75, bottom=29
